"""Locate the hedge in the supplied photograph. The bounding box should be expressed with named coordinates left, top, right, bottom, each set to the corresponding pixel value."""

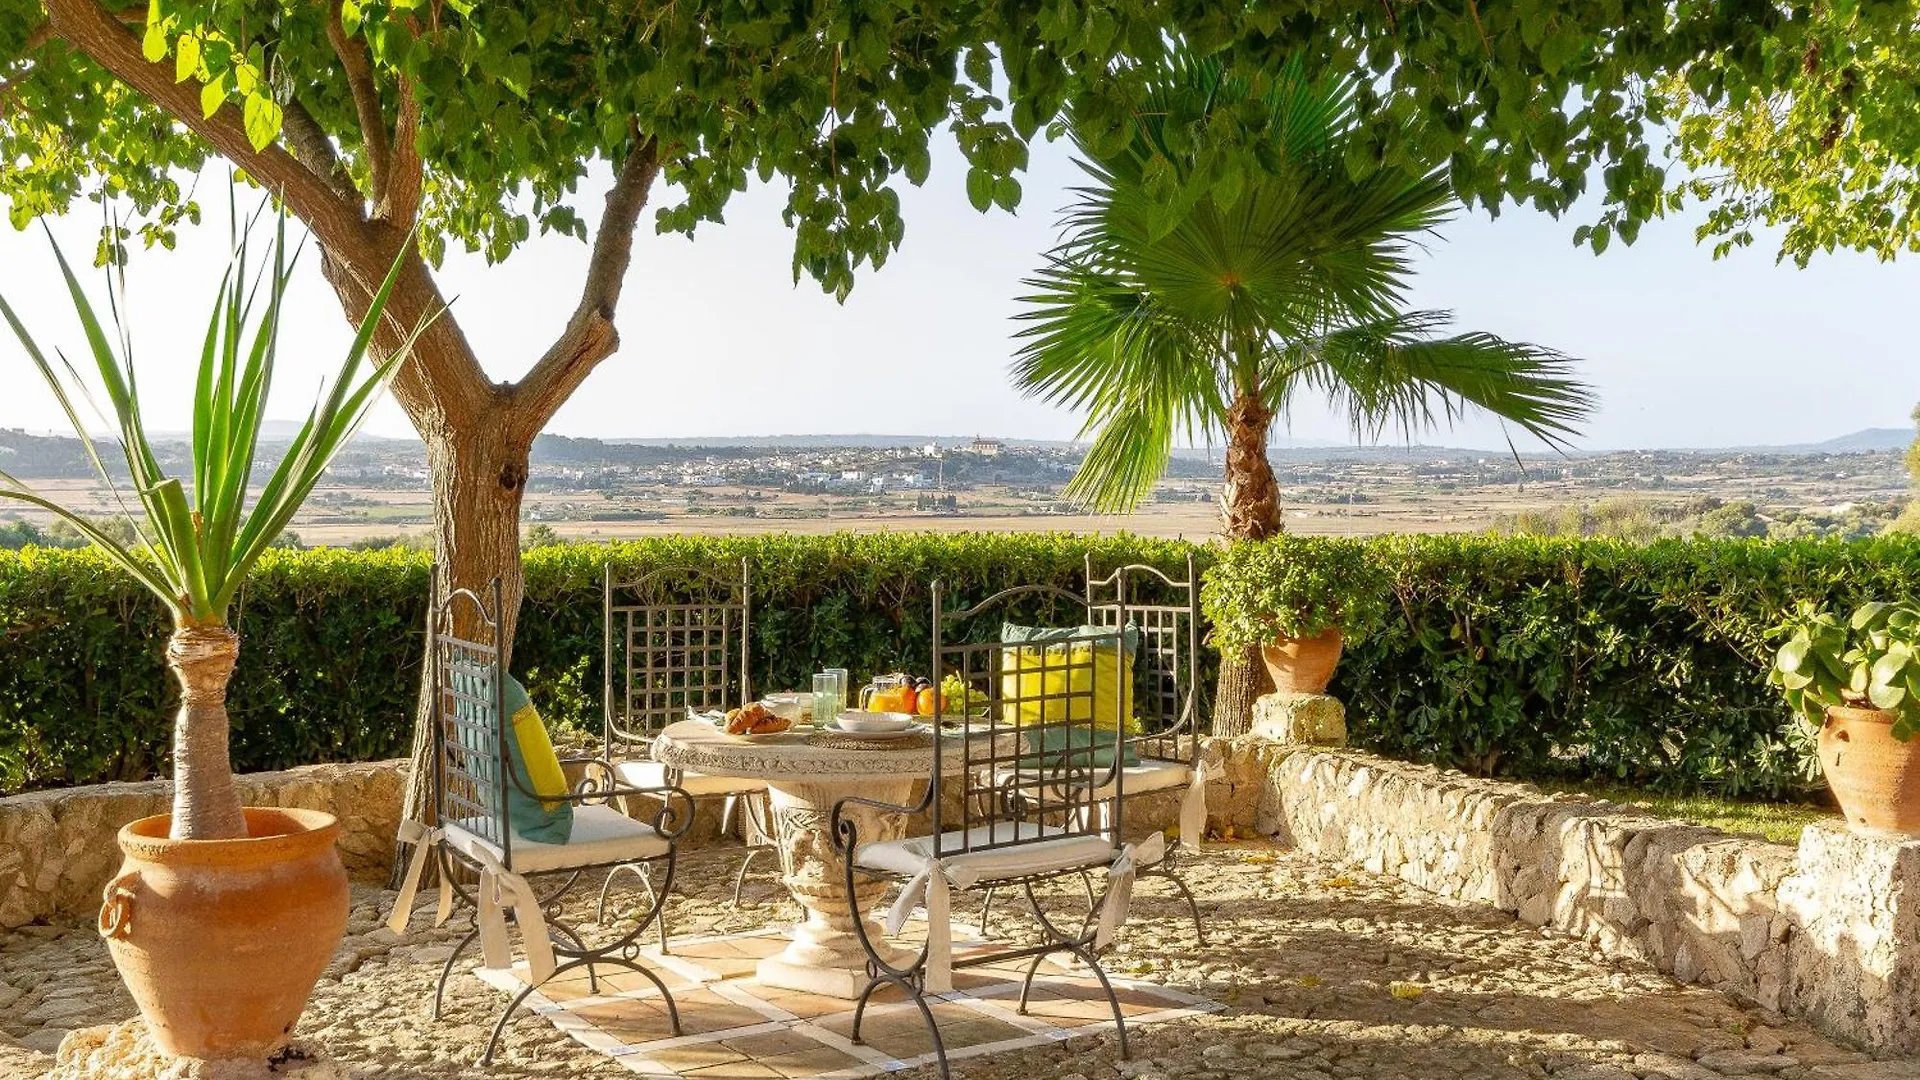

left=1324, top=534, right=1920, bottom=800
left=0, top=534, right=1206, bottom=793
left=6, top=532, right=1919, bottom=800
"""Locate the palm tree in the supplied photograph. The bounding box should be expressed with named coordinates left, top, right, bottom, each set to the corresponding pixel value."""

left=1013, top=55, right=1593, bottom=733
left=0, top=210, right=422, bottom=839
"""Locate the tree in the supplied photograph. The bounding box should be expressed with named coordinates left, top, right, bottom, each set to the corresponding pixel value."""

left=8, top=1, right=1909, bottom=808
left=1012, top=56, right=1591, bottom=733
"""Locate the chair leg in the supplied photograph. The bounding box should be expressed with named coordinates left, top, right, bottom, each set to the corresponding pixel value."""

left=1075, top=944, right=1132, bottom=1061
left=1016, top=952, right=1046, bottom=1014
left=906, top=982, right=952, bottom=1080
left=849, top=977, right=885, bottom=1044
left=979, top=885, right=996, bottom=935
left=732, top=846, right=762, bottom=906
left=432, top=925, right=480, bottom=1021
left=1158, top=866, right=1207, bottom=945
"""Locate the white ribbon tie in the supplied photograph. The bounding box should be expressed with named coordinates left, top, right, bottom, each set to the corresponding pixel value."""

left=386, top=819, right=452, bottom=935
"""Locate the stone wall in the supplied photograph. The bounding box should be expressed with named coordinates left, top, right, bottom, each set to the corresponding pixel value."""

left=0, top=761, right=407, bottom=929
left=1204, top=737, right=1920, bottom=1055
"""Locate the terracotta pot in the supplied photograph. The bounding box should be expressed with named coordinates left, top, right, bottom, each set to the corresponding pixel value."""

left=99, top=807, right=349, bottom=1059
left=1820, top=705, right=1920, bottom=836
left=1260, top=628, right=1345, bottom=695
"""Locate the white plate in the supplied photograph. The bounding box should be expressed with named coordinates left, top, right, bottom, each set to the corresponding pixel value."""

left=692, top=708, right=806, bottom=741
left=833, top=709, right=917, bottom=733
left=820, top=720, right=929, bottom=741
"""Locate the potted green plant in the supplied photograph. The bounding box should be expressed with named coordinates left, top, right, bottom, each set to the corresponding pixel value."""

left=1200, top=536, right=1389, bottom=695
left=1770, top=600, right=1920, bottom=835
left=0, top=212, right=422, bottom=1061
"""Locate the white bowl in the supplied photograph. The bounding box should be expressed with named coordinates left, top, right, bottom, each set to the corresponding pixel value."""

left=760, top=695, right=811, bottom=723
left=833, top=710, right=916, bottom=733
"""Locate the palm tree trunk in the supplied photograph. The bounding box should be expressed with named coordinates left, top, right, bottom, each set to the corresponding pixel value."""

left=168, top=625, right=247, bottom=840
left=1213, top=390, right=1281, bottom=737
left=1221, top=391, right=1282, bottom=542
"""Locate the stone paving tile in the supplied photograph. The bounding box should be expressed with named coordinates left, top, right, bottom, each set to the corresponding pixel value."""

left=0, top=840, right=1903, bottom=1080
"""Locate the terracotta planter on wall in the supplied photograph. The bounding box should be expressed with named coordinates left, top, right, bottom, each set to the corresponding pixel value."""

left=1260, top=628, right=1344, bottom=695
left=1821, top=705, right=1920, bottom=836
left=99, top=807, right=349, bottom=1059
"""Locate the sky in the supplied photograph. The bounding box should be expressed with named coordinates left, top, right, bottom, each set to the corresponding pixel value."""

left=1, top=134, right=1917, bottom=453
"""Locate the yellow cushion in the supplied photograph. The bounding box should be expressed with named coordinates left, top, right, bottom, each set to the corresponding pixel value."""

left=1000, top=637, right=1134, bottom=730
left=502, top=675, right=573, bottom=843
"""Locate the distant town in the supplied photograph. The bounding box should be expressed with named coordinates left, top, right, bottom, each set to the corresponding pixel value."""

left=0, top=426, right=1908, bottom=548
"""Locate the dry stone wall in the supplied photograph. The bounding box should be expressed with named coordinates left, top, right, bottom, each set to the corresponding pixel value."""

left=1202, top=733, right=1920, bottom=1055
left=0, top=761, right=406, bottom=929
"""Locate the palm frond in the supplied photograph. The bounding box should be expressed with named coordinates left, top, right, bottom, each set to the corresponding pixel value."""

left=1015, top=45, right=1592, bottom=511
left=1279, top=311, right=1594, bottom=449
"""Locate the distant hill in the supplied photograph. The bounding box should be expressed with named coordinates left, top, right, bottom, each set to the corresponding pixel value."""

left=1801, top=427, right=1912, bottom=453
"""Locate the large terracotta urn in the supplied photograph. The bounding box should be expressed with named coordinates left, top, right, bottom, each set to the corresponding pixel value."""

left=1821, top=705, right=1920, bottom=835
left=1260, top=628, right=1344, bottom=695
left=99, top=807, right=350, bottom=1059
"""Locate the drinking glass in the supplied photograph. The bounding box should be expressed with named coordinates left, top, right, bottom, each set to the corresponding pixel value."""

left=812, top=673, right=842, bottom=726
left=824, top=667, right=850, bottom=707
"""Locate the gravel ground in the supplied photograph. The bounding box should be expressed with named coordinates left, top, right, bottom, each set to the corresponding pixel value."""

left=0, top=840, right=1903, bottom=1080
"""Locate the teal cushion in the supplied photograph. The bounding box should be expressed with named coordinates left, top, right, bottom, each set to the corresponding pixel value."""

left=500, top=675, right=574, bottom=844
left=453, top=663, right=573, bottom=846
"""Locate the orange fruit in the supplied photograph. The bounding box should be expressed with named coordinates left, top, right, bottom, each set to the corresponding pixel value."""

left=916, top=687, right=937, bottom=716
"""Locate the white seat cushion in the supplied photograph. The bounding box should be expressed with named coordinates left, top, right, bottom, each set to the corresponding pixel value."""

left=856, top=822, right=1117, bottom=884
left=614, top=759, right=767, bottom=797
left=985, top=757, right=1192, bottom=800
left=448, top=804, right=670, bottom=873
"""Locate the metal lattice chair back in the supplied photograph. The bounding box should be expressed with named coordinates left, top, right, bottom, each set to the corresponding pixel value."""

left=932, top=581, right=1129, bottom=858
left=1085, top=553, right=1200, bottom=766
left=604, top=559, right=750, bottom=759
left=429, top=576, right=511, bottom=865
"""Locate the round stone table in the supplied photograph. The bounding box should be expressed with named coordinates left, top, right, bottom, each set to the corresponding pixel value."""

left=653, top=718, right=968, bottom=998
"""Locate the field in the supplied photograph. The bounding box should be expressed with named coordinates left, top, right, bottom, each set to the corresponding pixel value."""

left=2, top=438, right=1907, bottom=547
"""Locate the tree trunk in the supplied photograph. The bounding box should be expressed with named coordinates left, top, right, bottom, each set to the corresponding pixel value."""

left=397, top=419, right=535, bottom=830
left=168, top=625, right=247, bottom=840
left=1220, top=391, right=1282, bottom=543
left=1212, top=390, right=1282, bottom=737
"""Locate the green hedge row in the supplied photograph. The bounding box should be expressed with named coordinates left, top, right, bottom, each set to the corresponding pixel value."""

left=1326, top=534, right=1920, bottom=799
left=6, top=532, right=1917, bottom=800
left=0, top=534, right=1205, bottom=793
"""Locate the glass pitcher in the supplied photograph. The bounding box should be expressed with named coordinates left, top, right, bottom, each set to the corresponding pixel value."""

left=858, top=673, right=915, bottom=713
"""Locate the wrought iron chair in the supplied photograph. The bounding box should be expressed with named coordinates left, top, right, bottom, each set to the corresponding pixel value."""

left=594, top=560, right=775, bottom=938
left=980, top=555, right=1210, bottom=942
left=389, top=577, right=695, bottom=1065
left=1084, top=554, right=1210, bottom=941
left=829, top=581, right=1154, bottom=1080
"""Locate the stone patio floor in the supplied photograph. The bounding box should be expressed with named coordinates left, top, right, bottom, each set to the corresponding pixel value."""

left=0, top=839, right=1913, bottom=1080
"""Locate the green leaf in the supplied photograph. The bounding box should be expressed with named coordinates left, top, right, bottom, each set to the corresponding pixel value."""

left=1852, top=601, right=1891, bottom=630
left=176, top=34, right=202, bottom=83
left=201, top=74, right=226, bottom=119
left=965, top=168, right=993, bottom=212
left=1871, top=682, right=1908, bottom=711
left=243, top=95, right=283, bottom=152
left=142, top=19, right=168, bottom=63
left=1776, top=631, right=1810, bottom=673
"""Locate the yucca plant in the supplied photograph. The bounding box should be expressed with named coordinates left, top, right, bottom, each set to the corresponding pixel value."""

left=1013, top=52, right=1594, bottom=729
left=0, top=209, right=423, bottom=840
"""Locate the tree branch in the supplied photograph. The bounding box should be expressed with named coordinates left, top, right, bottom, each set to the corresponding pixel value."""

left=377, top=76, right=422, bottom=225
left=281, top=98, right=361, bottom=204
left=42, top=0, right=370, bottom=251
left=511, top=137, right=662, bottom=434
left=326, top=0, right=392, bottom=209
